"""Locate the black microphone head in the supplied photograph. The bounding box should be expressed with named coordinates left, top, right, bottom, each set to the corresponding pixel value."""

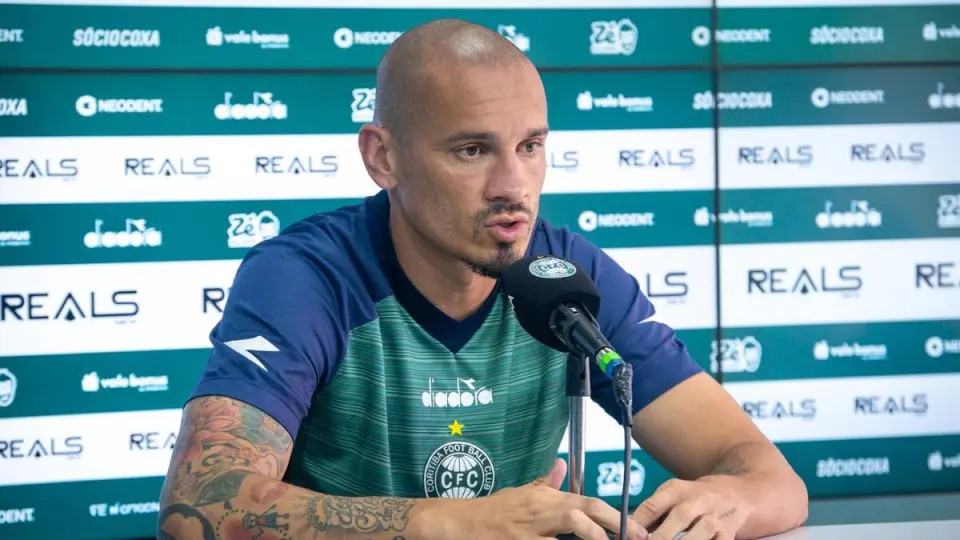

left=502, top=255, right=601, bottom=352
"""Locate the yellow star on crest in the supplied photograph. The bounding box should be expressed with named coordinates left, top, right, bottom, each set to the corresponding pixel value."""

left=448, top=419, right=464, bottom=436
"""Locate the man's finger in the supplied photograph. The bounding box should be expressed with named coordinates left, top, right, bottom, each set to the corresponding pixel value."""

left=648, top=498, right=714, bottom=540
left=532, top=458, right=567, bottom=490
left=682, top=514, right=725, bottom=540
left=556, top=508, right=609, bottom=540
left=579, top=496, right=647, bottom=540
left=632, top=479, right=688, bottom=529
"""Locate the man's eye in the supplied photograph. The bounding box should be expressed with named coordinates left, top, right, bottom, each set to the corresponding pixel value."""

left=522, top=141, right=542, bottom=154
left=457, top=145, right=484, bottom=158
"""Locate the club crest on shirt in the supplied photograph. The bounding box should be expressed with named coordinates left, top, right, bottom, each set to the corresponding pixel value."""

left=423, top=441, right=495, bottom=498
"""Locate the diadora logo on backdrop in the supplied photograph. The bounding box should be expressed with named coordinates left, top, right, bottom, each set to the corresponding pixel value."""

left=0, top=435, right=83, bottom=459
left=76, top=95, right=163, bottom=117
left=741, top=399, right=816, bottom=420
left=710, top=336, right=762, bottom=374
left=255, top=155, right=338, bottom=175
left=619, top=148, right=694, bottom=168
left=809, top=25, right=884, bottom=45
left=333, top=27, right=402, bottom=49
left=928, top=451, right=960, bottom=472
left=497, top=25, right=530, bottom=52
left=925, top=336, right=960, bottom=358
left=227, top=211, right=279, bottom=248
left=577, top=91, right=653, bottom=113
left=811, top=87, right=884, bottom=109
left=84, top=219, right=162, bottom=249
left=641, top=271, right=688, bottom=304
left=851, top=142, right=925, bottom=163
left=206, top=26, right=290, bottom=49
left=73, top=27, right=160, bottom=48
left=691, top=26, right=771, bottom=47
left=747, top=265, right=862, bottom=296
left=0, top=28, right=25, bottom=43
left=854, top=394, right=928, bottom=415
left=0, top=291, right=139, bottom=322
left=421, top=377, right=493, bottom=408
left=82, top=372, right=169, bottom=393
left=0, top=230, right=30, bottom=247
left=814, top=340, right=887, bottom=361
left=815, top=200, right=882, bottom=229
left=0, top=97, right=27, bottom=117
left=916, top=262, right=959, bottom=289
left=929, top=83, right=960, bottom=109
left=738, top=145, right=812, bottom=166
left=692, top=91, right=772, bottom=110
left=597, top=458, right=645, bottom=497
left=923, top=22, right=960, bottom=41
left=351, top=88, right=376, bottom=123
left=0, top=368, right=16, bottom=407
left=589, top=19, right=637, bottom=56
left=937, top=194, right=960, bottom=228
left=816, top=457, right=889, bottom=478
left=694, top=207, right=773, bottom=228
left=0, top=157, right=78, bottom=179
left=215, top=92, right=287, bottom=120
left=124, top=156, right=211, bottom=177
left=578, top=210, right=654, bottom=232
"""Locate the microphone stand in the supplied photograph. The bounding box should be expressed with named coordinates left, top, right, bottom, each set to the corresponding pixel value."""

left=566, top=350, right=590, bottom=496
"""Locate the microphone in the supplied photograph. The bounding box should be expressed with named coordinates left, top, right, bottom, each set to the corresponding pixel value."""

left=501, top=255, right=631, bottom=406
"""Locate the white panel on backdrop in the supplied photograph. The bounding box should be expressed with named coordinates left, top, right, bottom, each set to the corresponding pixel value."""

left=606, top=246, right=718, bottom=330
left=0, top=408, right=182, bottom=486
left=720, top=123, right=960, bottom=189
left=725, top=373, right=960, bottom=442
left=720, top=238, right=960, bottom=327
left=0, top=260, right=240, bottom=357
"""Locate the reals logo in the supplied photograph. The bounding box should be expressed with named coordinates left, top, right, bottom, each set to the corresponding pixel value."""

left=851, top=142, right=924, bottom=163
left=497, top=25, right=529, bottom=52
left=129, top=431, right=176, bottom=450
left=811, top=87, right=885, bottom=108
left=815, top=200, right=882, bottom=229
left=923, top=22, right=960, bottom=42
left=202, top=287, right=230, bottom=314
left=76, top=95, right=163, bottom=117
left=0, top=368, right=16, bottom=407
left=351, top=88, right=376, bottom=123
left=742, top=399, right=816, bottom=420
left=0, top=436, right=84, bottom=459
left=641, top=271, right=688, bottom=304
left=855, top=394, right=928, bottom=415
left=937, top=194, right=960, bottom=228
left=925, top=336, right=960, bottom=358
left=710, top=336, right=762, bottom=374
left=0, top=158, right=78, bottom=179
left=84, top=219, right=162, bottom=249
left=738, top=145, right=812, bottom=166
left=214, top=91, right=287, bottom=120
left=596, top=458, right=645, bottom=497
left=421, top=377, right=493, bottom=408
left=547, top=150, right=579, bottom=171
left=205, top=26, right=290, bottom=49
left=577, top=91, right=652, bottom=112
left=692, top=91, right=773, bottom=111
left=227, top=211, right=279, bottom=248
left=0, top=291, right=139, bottom=322
left=916, top=262, right=958, bottom=289
left=255, top=155, right=337, bottom=175
left=333, top=28, right=402, bottom=49
left=0, top=98, right=27, bottom=117
left=124, top=157, right=211, bottom=177
left=619, top=148, right=694, bottom=168
left=747, top=266, right=862, bottom=296
left=578, top=210, right=654, bottom=232
left=589, top=19, right=638, bottom=56
left=929, top=82, right=960, bottom=109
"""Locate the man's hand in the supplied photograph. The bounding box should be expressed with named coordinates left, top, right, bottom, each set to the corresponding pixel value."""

left=632, top=476, right=753, bottom=540
left=457, top=458, right=646, bottom=540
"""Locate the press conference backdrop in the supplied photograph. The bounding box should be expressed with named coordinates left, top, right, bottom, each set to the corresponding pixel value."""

left=0, top=0, right=959, bottom=537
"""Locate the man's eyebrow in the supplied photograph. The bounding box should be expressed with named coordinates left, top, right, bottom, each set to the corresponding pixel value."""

left=442, top=125, right=550, bottom=145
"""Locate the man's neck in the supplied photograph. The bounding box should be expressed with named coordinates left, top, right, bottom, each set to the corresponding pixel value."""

left=389, top=209, right=497, bottom=322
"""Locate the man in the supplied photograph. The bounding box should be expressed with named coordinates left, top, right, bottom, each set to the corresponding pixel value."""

left=158, top=19, right=808, bottom=540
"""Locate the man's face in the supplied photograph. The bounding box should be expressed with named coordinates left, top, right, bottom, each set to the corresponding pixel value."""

left=389, top=60, right=548, bottom=277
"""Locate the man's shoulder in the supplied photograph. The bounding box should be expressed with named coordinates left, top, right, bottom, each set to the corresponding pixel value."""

left=529, top=216, right=606, bottom=268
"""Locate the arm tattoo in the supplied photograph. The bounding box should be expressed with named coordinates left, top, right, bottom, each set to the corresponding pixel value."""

left=302, top=495, right=415, bottom=535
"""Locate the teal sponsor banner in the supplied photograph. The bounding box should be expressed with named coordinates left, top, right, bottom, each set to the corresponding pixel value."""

left=777, top=434, right=960, bottom=497
left=0, top=477, right=164, bottom=540
left=539, top=191, right=714, bottom=249
left=712, top=66, right=960, bottom=127
left=715, top=5, right=960, bottom=65
left=716, top=320, right=960, bottom=382
left=0, top=4, right=710, bottom=70
left=559, top=448, right=675, bottom=511
left=0, top=198, right=359, bottom=266
left=715, top=184, right=960, bottom=245
left=0, top=349, right=209, bottom=419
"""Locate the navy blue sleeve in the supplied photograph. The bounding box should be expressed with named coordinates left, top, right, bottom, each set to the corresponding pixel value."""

left=187, top=232, right=346, bottom=440
left=539, top=228, right=703, bottom=425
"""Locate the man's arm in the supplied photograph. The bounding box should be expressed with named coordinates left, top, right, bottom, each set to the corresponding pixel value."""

left=630, top=373, right=809, bottom=540
left=157, top=395, right=433, bottom=539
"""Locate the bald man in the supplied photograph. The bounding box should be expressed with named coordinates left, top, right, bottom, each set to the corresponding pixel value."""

left=159, top=19, right=808, bottom=540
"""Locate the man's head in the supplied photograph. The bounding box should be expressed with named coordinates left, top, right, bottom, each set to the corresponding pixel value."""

left=358, top=19, right=548, bottom=278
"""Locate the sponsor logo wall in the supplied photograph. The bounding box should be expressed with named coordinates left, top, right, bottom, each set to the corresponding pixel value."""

left=0, top=1, right=958, bottom=538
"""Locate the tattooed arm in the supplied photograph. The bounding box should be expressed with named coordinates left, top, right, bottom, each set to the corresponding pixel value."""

left=157, top=395, right=433, bottom=540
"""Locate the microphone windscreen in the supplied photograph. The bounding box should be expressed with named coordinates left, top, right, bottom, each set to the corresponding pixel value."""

left=502, top=255, right=601, bottom=352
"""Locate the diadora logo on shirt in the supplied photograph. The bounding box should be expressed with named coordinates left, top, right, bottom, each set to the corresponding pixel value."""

left=589, top=19, right=638, bottom=56
left=421, top=378, right=493, bottom=408
left=215, top=92, right=287, bottom=120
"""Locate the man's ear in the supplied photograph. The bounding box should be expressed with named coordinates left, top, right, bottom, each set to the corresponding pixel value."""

left=358, top=124, right=399, bottom=190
